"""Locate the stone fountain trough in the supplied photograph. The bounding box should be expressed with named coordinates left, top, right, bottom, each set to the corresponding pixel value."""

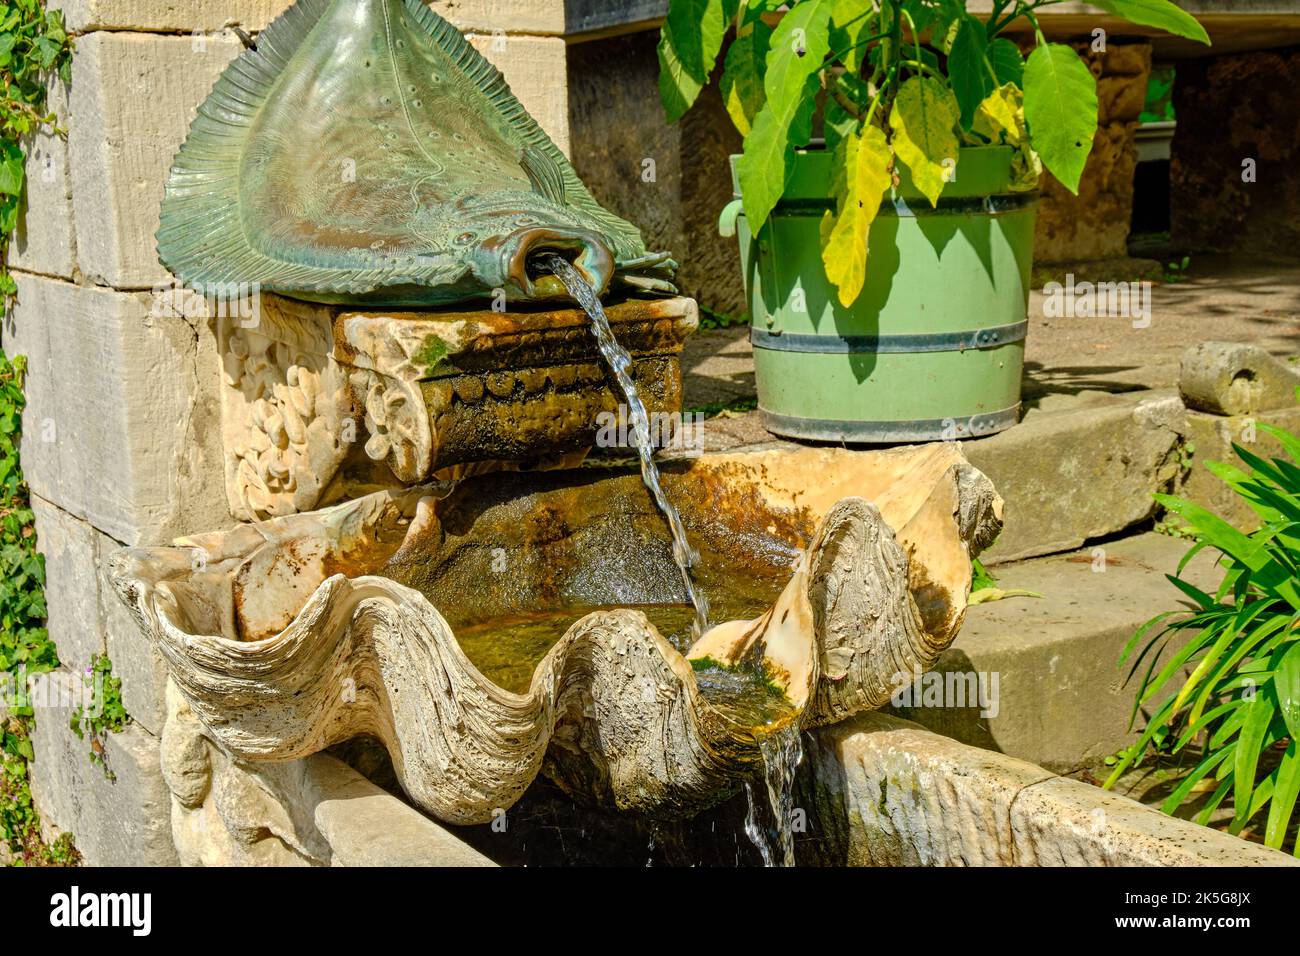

left=111, top=445, right=1001, bottom=830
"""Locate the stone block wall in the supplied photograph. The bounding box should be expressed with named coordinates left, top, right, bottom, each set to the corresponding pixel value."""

left=1171, top=44, right=1300, bottom=256
left=3, top=0, right=577, bottom=867
left=1033, top=40, right=1152, bottom=266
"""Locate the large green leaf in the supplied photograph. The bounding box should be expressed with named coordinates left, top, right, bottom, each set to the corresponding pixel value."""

left=658, top=0, right=741, bottom=123
left=987, top=37, right=1024, bottom=87
left=948, top=14, right=994, bottom=130
left=721, top=18, right=772, bottom=136
left=1022, top=43, right=1097, bottom=194
left=1094, top=0, right=1211, bottom=45
left=889, top=75, right=960, bottom=206
left=830, top=0, right=875, bottom=73
left=736, top=0, right=834, bottom=232
left=820, top=124, right=893, bottom=306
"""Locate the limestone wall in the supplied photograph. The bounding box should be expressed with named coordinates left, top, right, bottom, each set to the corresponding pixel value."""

left=3, top=0, right=576, bottom=867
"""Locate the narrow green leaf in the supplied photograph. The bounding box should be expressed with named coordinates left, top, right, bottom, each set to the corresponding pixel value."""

left=1233, top=693, right=1274, bottom=815
left=1274, top=640, right=1300, bottom=741
left=1022, top=43, right=1097, bottom=194
left=1265, top=740, right=1300, bottom=850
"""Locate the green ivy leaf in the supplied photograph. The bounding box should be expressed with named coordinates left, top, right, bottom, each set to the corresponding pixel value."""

left=1023, top=43, right=1097, bottom=194
left=889, top=75, right=960, bottom=206
left=1093, top=0, right=1211, bottom=45
left=736, top=0, right=834, bottom=232
left=721, top=17, right=772, bottom=136
left=948, top=14, right=994, bottom=130
left=819, top=124, right=892, bottom=306
left=987, top=37, right=1024, bottom=87
left=657, top=0, right=740, bottom=123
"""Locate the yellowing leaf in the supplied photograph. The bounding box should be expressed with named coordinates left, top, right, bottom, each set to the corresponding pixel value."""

left=721, top=19, right=772, bottom=136
left=819, top=124, right=892, bottom=307
left=973, top=83, right=1022, bottom=146
left=889, top=76, right=960, bottom=206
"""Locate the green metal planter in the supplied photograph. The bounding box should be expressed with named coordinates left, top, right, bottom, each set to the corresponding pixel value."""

left=720, top=145, right=1036, bottom=443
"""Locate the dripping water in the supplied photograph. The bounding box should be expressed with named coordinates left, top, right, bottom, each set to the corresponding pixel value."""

left=743, top=724, right=804, bottom=867
left=542, top=254, right=709, bottom=641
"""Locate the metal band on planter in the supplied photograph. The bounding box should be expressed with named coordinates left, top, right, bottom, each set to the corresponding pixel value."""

left=751, top=320, right=1029, bottom=354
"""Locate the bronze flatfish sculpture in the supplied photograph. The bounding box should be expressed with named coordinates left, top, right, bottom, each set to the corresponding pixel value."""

left=157, top=0, right=674, bottom=305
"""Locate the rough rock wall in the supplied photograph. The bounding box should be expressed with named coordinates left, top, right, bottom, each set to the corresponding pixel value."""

left=567, top=31, right=747, bottom=317
left=1034, top=41, right=1152, bottom=265
left=1171, top=45, right=1300, bottom=256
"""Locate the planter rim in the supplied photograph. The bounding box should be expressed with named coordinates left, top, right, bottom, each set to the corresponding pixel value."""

left=729, top=144, right=1033, bottom=203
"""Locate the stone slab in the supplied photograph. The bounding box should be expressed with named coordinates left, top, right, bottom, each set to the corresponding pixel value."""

left=68, top=31, right=245, bottom=289
left=962, top=390, right=1185, bottom=564
left=52, top=0, right=567, bottom=35
left=1179, top=406, right=1300, bottom=533
left=4, top=274, right=232, bottom=547
left=895, top=533, right=1217, bottom=772
left=801, top=711, right=1296, bottom=866
left=302, top=755, right=495, bottom=866
left=29, top=679, right=178, bottom=866
left=9, top=82, right=75, bottom=280
left=29, top=495, right=105, bottom=675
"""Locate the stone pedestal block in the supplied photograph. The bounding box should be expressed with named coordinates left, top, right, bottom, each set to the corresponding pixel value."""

left=4, top=274, right=230, bottom=547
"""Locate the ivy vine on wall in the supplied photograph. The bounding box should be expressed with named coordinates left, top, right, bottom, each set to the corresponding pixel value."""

left=0, top=0, right=76, bottom=865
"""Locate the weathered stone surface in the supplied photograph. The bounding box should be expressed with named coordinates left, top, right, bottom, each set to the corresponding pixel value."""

left=1179, top=405, right=1300, bottom=532
left=469, top=33, right=571, bottom=155
left=98, top=529, right=169, bottom=736
left=963, top=390, right=1184, bottom=563
left=801, top=711, right=1297, bottom=866
left=1172, top=45, right=1300, bottom=255
left=68, top=32, right=245, bottom=289
left=1180, top=340, right=1300, bottom=416
left=9, top=82, right=74, bottom=280
left=217, top=294, right=695, bottom=521
left=52, top=0, right=567, bottom=35
left=4, top=274, right=230, bottom=547
left=29, top=680, right=178, bottom=866
left=1034, top=42, right=1150, bottom=265
left=305, top=756, right=495, bottom=866
left=568, top=29, right=746, bottom=316
left=896, top=533, right=1216, bottom=772
left=29, top=496, right=104, bottom=674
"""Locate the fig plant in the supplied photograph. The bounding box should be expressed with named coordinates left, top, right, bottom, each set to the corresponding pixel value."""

left=658, top=0, right=1209, bottom=305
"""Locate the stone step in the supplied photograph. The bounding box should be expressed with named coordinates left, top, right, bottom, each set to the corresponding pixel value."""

left=891, top=532, right=1219, bottom=773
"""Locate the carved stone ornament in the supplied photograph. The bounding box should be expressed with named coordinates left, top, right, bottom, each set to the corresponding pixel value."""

left=157, top=0, right=675, bottom=306
left=219, top=293, right=696, bottom=521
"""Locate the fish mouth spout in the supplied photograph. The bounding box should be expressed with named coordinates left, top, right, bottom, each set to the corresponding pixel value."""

left=482, top=226, right=615, bottom=300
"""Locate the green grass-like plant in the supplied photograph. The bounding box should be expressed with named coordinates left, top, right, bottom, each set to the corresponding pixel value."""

left=1107, top=417, right=1300, bottom=854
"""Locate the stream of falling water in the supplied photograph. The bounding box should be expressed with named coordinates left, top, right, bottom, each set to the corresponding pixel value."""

left=544, top=254, right=709, bottom=641
left=546, top=254, right=803, bottom=866
left=743, top=724, right=804, bottom=867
